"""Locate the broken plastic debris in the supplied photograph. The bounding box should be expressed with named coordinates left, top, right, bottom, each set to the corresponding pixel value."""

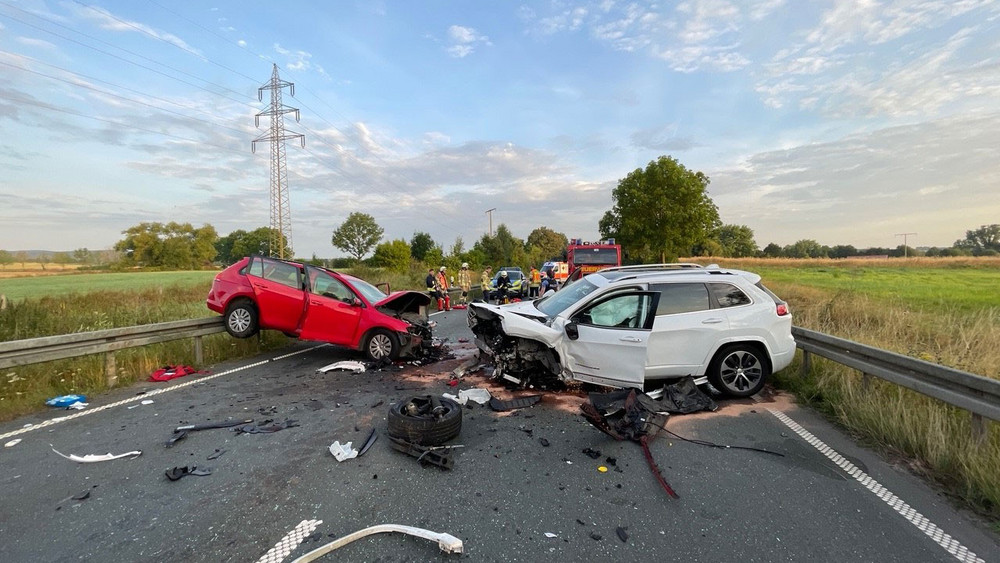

left=165, top=466, right=212, bottom=480
left=442, top=388, right=492, bottom=406
left=598, top=466, right=608, bottom=473
left=45, top=394, right=86, bottom=408
left=329, top=441, right=358, bottom=462
left=616, top=527, right=629, bottom=542
left=544, top=532, right=558, bottom=538
left=5, top=439, right=22, bottom=447
left=66, top=401, right=88, bottom=410
left=317, top=360, right=366, bottom=373
left=141, top=400, right=154, bottom=405
left=288, top=524, right=463, bottom=560
left=51, top=446, right=141, bottom=463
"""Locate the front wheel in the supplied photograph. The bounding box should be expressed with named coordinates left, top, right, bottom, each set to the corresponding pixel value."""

left=364, top=328, right=399, bottom=362
left=707, top=344, right=770, bottom=397
left=224, top=300, right=258, bottom=339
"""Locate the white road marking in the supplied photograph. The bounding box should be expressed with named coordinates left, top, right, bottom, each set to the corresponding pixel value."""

left=0, top=344, right=327, bottom=442
left=769, top=409, right=984, bottom=563
left=256, top=519, right=323, bottom=563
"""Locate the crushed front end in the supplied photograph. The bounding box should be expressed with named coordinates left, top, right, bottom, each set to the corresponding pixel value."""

left=467, top=304, right=563, bottom=389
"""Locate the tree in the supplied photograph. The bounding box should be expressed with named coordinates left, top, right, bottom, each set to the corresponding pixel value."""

left=72, top=248, right=93, bottom=264
left=216, top=228, right=290, bottom=265
left=473, top=224, right=525, bottom=267
left=955, top=224, right=1000, bottom=255
left=525, top=227, right=568, bottom=261
left=410, top=232, right=435, bottom=261
left=599, top=156, right=720, bottom=263
left=52, top=252, right=72, bottom=269
left=114, top=222, right=218, bottom=269
left=0, top=250, right=12, bottom=270
left=783, top=239, right=827, bottom=258
left=331, top=212, right=384, bottom=261
left=714, top=225, right=758, bottom=257
left=371, top=239, right=411, bottom=273
left=829, top=245, right=858, bottom=259
left=760, top=243, right=783, bottom=258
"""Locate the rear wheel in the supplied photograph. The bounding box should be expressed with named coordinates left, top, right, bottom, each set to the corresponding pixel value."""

left=224, top=300, right=258, bottom=338
left=364, top=328, right=399, bottom=362
left=707, top=344, right=770, bottom=397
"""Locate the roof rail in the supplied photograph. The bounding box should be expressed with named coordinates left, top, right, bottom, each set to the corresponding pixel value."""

left=599, top=263, right=706, bottom=273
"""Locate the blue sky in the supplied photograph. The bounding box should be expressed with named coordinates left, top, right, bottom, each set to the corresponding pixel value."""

left=2, top=0, right=999, bottom=258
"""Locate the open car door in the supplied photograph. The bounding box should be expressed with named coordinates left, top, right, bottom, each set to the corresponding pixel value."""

left=560, top=291, right=659, bottom=389
left=246, top=256, right=307, bottom=333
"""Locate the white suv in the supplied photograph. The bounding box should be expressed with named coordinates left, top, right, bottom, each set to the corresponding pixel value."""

left=468, top=264, right=795, bottom=397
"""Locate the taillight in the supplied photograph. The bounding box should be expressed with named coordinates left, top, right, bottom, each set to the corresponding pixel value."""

left=776, top=303, right=789, bottom=316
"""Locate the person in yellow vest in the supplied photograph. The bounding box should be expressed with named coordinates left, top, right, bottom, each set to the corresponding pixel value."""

left=529, top=266, right=541, bottom=298
left=436, top=266, right=451, bottom=311
left=480, top=266, right=493, bottom=303
left=457, top=263, right=473, bottom=305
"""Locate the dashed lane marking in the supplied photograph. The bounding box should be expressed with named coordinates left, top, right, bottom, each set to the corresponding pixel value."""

left=769, top=409, right=983, bottom=563
left=256, top=519, right=322, bottom=563
left=0, top=344, right=328, bottom=442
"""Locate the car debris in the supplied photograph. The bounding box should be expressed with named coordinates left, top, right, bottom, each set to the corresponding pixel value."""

left=66, top=401, right=88, bottom=410
left=165, top=466, right=213, bottom=481
left=329, top=441, right=359, bottom=462
left=45, top=394, right=86, bottom=408
left=357, top=428, right=378, bottom=457
left=5, top=439, right=22, bottom=448
left=316, top=360, right=366, bottom=373
left=442, top=388, right=492, bottom=406
left=232, top=419, right=299, bottom=435
left=51, top=446, right=142, bottom=464
left=489, top=395, right=542, bottom=411
left=166, top=419, right=254, bottom=447
left=616, top=527, right=629, bottom=542
left=149, top=365, right=202, bottom=382
left=207, top=449, right=226, bottom=460
left=388, top=437, right=462, bottom=470
left=286, top=524, right=463, bottom=561
left=387, top=396, right=462, bottom=446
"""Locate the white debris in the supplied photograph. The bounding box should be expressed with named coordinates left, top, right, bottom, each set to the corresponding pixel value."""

left=141, top=400, right=154, bottom=405
left=442, top=388, right=492, bottom=406
left=317, top=361, right=366, bottom=373
left=51, top=446, right=142, bottom=463
left=5, top=439, right=22, bottom=447
left=329, top=441, right=358, bottom=462
left=67, top=401, right=88, bottom=410
left=544, top=533, right=558, bottom=538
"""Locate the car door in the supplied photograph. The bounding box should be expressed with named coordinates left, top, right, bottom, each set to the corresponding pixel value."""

left=644, top=282, right=730, bottom=377
left=298, top=267, right=363, bottom=346
left=246, top=256, right=307, bottom=333
left=560, top=291, right=659, bottom=388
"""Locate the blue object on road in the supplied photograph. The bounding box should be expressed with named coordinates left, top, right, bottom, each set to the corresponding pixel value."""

left=45, top=394, right=86, bottom=408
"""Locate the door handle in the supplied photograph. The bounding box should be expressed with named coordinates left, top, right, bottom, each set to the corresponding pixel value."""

left=619, top=336, right=643, bottom=342
left=702, top=318, right=724, bottom=324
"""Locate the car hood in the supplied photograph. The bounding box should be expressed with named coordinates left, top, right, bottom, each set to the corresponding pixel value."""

left=468, top=302, right=561, bottom=347
left=375, top=291, right=431, bottom=313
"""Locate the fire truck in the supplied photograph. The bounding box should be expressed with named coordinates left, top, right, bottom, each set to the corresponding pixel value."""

left=566, top=238, right=622, bottom=276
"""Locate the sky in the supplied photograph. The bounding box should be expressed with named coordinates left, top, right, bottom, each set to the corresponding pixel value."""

left=1, top=0, right=999, bottom=258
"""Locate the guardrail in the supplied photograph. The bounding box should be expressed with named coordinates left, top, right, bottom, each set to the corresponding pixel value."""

left=1, top=317, right=996, bottom=440
left=793, top=327, right=999, bottom=441
left=0, top=317, right=225, bottom=385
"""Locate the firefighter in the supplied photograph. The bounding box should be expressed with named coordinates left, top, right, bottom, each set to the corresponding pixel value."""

left=436, top=266, right=451, bottom=311
left=529, top=266, right=541, bottom=298
left=495, top=270, right=512, bottom=303
left=480, top=266, right=493, bottom=303
left=426, top=268, right=444, bottom=310
left=457, top=262, right=473, bottom=305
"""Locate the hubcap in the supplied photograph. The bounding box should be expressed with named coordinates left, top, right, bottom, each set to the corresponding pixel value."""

left=370, top=334, right=392, bottom=359
left=229, top=308, right=251, bottom=332
left=719, top=350, right=763, bottom=392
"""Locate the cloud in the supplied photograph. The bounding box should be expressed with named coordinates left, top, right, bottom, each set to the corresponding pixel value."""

left=273, top=44, right=329, bottom=77
left=445, top=25, right=492, bottom=58
left=15, top=37, right=58, bottom=50
left=630, top=124, right=698, bottom=151
left=70, top=4, right=202, bottom=56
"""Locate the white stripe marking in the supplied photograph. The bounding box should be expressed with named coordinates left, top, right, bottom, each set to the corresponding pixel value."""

left=769, top=409, right=983, bottom=563
left=256, top=519, right=322, bottom=563
left=0, top=344, right=327, bottom=442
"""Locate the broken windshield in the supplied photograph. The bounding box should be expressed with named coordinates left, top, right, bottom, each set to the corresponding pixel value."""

left=534, top=279, right=599, bottom=317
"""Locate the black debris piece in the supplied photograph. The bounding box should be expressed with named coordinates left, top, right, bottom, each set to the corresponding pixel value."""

left=616, top=527, right=628, bottom=543
left=357, top=428, right=378, bottom=457
left=489, top=395, right=542, bottom=412
left=539, top=438, right=550, bottom=447
left=370, top=400, right=384, bottom=409
left=71, top=490, right=90, bottom=501
left=582, top=448, right=601, bottom=459
left=167, top=419, right=253, bottom=447
left=388, top=436, right=456, bottom=470
left=605, top=456, right=617, bottom=466
left=207, top=449, right=226, bottom=460
left=590, top=533, right=602, bottom=541
left=654, top=377, right=718, bottom=413
left=165, top=466, right=212, bottom=481
left=232, top=419, right=299, bottom=435
left=576, top=519, right=585, bottom=526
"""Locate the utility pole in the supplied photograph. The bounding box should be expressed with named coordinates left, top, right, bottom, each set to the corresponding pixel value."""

left=252, top=64, right=305, bottom=259
left=485, top=208, right=497, bottom=237
left=895, top=232, right=917, bottom=257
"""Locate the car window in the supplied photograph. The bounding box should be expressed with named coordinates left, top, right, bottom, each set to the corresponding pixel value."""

left=650, top=283, right=710, bottom=315
left=347, top=277, right=387, bottom=304
left=535, top=279, right=599, bottom=317
left=251, top=257, right=301, bottom=289
left=574, top=293, right=654, bottom=329
left=308, top=268, right=354, bottom=302
left=709, top=283, right=751, bottom=307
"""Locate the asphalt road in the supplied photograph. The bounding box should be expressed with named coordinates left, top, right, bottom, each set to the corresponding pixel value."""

left=1, top=308, right=997, bottom=562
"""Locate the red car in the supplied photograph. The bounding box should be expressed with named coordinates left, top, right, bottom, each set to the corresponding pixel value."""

left=207, top=256, right=433, bottom=361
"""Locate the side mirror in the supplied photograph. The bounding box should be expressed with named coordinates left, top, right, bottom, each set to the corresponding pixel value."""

left=351, top=297, right=363, bottom=307
left=565, top=321, right=579, bottom=340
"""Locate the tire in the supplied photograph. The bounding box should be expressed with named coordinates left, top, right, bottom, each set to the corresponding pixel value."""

left=224, top=300, right=258, bottom=339
left=707, top=343, right=770, bottom=397
left=364, top=328, right=399, bottom=362
left=387, top=396, right=462, bottom=446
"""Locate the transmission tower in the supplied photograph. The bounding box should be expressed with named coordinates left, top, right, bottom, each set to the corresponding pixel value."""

left=252, top=64, right=304, bottom=259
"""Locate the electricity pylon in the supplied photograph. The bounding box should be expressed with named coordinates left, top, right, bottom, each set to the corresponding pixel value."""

left=252, top=64, right=304, bottom=259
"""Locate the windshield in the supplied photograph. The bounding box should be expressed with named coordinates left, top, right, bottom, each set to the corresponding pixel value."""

left=348, top=277, right=388, bottom=304
left=570, top=248, right=619, bottom=265
left=535, top=279, right=599, bottom=317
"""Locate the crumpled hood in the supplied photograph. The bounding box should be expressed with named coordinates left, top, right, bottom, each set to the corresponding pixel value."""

left=375, top=291, right=431, bottom=313
left=468, top=302, right=562, bottom=347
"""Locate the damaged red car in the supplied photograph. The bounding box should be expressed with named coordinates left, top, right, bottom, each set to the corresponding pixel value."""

left=207, top=256, right=433, bottom=361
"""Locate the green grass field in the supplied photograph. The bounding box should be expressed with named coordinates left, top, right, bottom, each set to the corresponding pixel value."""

left=0, top=270, right=218, bottom=302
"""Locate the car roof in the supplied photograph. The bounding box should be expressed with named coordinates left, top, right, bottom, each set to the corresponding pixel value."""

left=588, top=264, right=761, bottom=285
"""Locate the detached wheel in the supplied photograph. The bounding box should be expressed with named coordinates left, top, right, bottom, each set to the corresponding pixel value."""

left=224, top=300, right=258, bottom=338
left=364, top=328, right=399, bottom=362
left=708, top=344, right=770, bottom=397
left=387, top=396, right=462, bottom=446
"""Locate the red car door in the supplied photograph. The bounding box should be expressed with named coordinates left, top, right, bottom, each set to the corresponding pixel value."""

left=246, top=256, right=307, bottom=333
left=298, top=267, right=363, bottom=346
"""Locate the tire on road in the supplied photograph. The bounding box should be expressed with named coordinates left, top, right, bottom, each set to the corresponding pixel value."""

left=387, top=396, right=462, bottom=446
left=707, top=343, right=770, bottom=397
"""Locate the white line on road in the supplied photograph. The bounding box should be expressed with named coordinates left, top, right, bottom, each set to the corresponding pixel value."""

left=769, top=409, right=983, bottom=563
left=256, top=519, right=323, bottom=563
left=0, top=344, right=328, bottom=442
